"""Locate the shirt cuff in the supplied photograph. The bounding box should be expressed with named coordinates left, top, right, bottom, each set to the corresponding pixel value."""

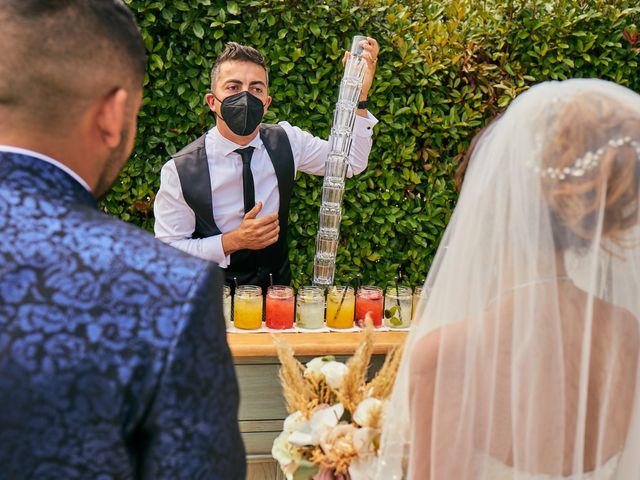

left=210, top=235, right=231, bottom=268
left=353, top=111, right=378, bottom=137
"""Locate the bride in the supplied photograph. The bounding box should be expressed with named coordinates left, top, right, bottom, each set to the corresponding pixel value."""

left=377, top=79, right=640, bottom=479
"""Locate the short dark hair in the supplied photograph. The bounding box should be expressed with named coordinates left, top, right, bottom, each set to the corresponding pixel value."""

left=210, top=42, right=268, bottom=90
left=0, top=0, right=147, bottom=131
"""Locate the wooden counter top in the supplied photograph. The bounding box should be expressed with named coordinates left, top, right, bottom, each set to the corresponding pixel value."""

left=227, top=330, right=407, bottom=357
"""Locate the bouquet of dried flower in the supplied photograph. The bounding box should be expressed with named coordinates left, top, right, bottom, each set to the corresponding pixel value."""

left=271, top=321, right=404, bottom=480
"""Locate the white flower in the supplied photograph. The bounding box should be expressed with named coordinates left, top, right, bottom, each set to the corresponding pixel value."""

left=283, top=411, right=306, bottom=434
left=349, top=454, right=379, bottom=480
left=305, top=355, right=335, bottom=377
left=319, top=423, right=356, bottom=454
left=353, top=426, right=378, bottom=453
left=287, top=420, right=313, bottom=447
left=353, top=397, right=383, bottom=428
left=309, top=403, right=344, bottom=443
left=271, top=430, right=303, bottom=480
left=320, top=361, right=349, bottom=389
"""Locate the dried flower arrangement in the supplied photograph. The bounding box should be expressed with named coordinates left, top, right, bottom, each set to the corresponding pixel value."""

left=271, top=321, right=404, bottom=480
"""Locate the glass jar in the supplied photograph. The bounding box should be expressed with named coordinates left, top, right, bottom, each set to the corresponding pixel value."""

left=223, top=285, right=232, bottom=329
left=355, top=285, right=383, bottom=328
left=384, top=285, right=412, bottom=329
left=326, top=286, right=355, bottom=329
left=296, top=286, right=325, bottom=330
left=412, top=286, right=430, bottom=322
left=265, top=285, right=295, bottom=330
left=233, top=285, right=263, bottom=330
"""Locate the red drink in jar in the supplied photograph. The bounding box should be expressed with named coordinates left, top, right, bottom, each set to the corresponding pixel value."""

left=355, top=285, right=383, bottom=327
left=266, top=285, right=295, bottom=329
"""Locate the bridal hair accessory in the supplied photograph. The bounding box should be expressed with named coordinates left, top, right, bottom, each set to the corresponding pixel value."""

left=529, top=136, right=640, bottom=180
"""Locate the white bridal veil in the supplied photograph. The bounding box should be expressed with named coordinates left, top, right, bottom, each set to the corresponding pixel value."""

left=377, top=79, right=640, bottom=479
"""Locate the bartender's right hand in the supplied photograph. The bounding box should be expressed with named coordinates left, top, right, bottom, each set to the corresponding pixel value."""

left=221, top=202, right=280, bottom=254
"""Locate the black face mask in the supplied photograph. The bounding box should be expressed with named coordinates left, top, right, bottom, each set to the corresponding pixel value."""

left=215, top=91, right=265, bottom=136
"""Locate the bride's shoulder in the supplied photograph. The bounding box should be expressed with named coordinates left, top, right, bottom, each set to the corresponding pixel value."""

left=408, top=321, right=468, bottom=377
left=593, top=298, right=639, bottom=352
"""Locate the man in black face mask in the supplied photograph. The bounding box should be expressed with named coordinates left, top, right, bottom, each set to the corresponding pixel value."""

left=154, top=41, right=379, bottom=291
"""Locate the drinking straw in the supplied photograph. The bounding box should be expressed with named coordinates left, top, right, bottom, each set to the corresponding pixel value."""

left=333, top=284, right=349, bottom=322
left=269, top=273, right=274, bottom=287
left=234, top=277, right=239, bottom=289
left=355, top=273, right=361, bottom=291
left=394, top=275, right=403, bottom=324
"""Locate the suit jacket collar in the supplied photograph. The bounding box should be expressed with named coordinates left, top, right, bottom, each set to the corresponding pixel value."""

left=0, top=151, right=99, bottom=210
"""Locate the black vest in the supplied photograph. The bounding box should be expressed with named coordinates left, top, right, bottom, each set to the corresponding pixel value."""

left=173, top=124, right=295, bottom=291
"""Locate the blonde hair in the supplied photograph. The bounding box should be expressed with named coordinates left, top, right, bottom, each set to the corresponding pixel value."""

left=540, top=94, right=639, bottom=251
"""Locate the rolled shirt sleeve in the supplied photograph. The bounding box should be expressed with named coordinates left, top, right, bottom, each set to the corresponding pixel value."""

left=281, top=111, right=378, bottom=177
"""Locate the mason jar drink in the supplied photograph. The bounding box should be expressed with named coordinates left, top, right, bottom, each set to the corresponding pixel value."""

left=223, top=285, right=232, bottom=329
left=384, top=286, right=412, bottom=328
left=233, top=285, right=263, bottom=330
left=296, top=286, right=325, bottom=330
left=266, top=285, right=295, bottom=330
left=355, top=285, right=383, bottom=328
left=412, top=286, right=430, bottom=322
left=326, top=286, right=355, bottom=329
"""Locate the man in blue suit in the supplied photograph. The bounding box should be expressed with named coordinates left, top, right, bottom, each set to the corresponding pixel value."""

left=0, top=1, right=246, bottom=479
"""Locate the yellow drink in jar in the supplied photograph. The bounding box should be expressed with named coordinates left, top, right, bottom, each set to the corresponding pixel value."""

left=326, top=286, right=355, bottom=329
left=234, top=285, right=263, bottom=330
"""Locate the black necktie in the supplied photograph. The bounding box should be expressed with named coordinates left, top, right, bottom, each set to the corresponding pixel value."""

left=235, top=147, right=256, bottom=214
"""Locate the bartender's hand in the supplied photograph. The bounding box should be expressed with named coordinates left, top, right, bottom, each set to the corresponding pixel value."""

left=342, top=37, right=379, bottom=109
left=221, top=202, right=279, bottom=254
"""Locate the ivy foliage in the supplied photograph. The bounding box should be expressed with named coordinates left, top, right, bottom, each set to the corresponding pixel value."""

left=105, top=0, right=639, bottom=287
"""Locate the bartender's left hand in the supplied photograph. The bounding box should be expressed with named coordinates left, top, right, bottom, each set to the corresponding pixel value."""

left=342, top=37, right=379, bottom=102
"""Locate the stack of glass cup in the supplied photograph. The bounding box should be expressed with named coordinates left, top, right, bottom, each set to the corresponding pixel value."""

left=313, top=35, right=368, bottom=287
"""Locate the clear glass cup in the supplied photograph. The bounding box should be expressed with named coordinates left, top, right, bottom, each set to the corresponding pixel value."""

left=296, top=286, right=325, bottom=330
left=322, top=177, right=345, bottom=208
left=318, top=206, right=342, bottom=237
left=233, top=285, right=263, bottom=330
left=355, top=285, right=383, bottom=328
left=329, top=127, right=353, bottom=155
left=315, top=233, right=339, bottom=259
left=384, top=285, right=412, bottom=328
left=338, top=76, right=363, bottom=103
left=324, top=154, right=349, bottom=178
left=326, top=285, right=355, bottom=329
left=412, top=285, right=430, bottom=322
left=350, top=35, right=367, bottom=56
left=333, top=100, right=357, bottom=130
left=313, top=256, right=335, bottom=287
left=223, top=285, right=232, bottom=329
left=266, top=285, right=295, bottom=329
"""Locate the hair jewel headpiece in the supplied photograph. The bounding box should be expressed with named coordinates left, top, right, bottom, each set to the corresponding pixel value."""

left=530, top=136, right=640, bottom=180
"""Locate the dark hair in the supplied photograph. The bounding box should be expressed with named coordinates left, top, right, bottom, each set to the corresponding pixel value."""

left=210, top=42, right=268, bottom=89
left=455, top=115, right=501, bottom=192
left=0, top=0, right=146, bottom=130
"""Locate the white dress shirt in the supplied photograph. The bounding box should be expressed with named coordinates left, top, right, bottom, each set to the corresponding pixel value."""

left=0, top=145, right=91, bottom=192
left=154, top=113, right=378, bottom=267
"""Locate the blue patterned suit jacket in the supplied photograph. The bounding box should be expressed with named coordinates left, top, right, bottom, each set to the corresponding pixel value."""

left=0, top=152, right=246, bottom=479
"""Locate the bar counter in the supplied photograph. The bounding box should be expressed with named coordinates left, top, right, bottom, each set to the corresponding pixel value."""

left=228, top=330, right=408, bottom=357
left=227, top=330, right=407, bottom=480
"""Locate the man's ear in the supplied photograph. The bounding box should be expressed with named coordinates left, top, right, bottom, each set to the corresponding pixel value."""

left=205, top=92, right=216, bottom=113
left=96, top=88, right=128, bottom=148
left=263, top=95, right=272, bottom=112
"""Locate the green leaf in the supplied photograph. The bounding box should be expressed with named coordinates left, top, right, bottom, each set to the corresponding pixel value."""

left=293, top=464, right=319, bottom=480
left=227, top=1, right=239, bottom=15
left=192, top=23, right=204, bottom=39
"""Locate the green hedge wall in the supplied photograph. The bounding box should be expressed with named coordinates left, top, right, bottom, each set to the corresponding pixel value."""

left=106, top=0, right=639, bottom=287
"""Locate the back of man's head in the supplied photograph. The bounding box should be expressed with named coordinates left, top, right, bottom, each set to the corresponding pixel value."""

left=0, top=0, right=146, bottom=135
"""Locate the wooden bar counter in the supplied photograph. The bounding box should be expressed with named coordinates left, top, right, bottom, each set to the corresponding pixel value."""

left=227, top=330, right=407, bottom=480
